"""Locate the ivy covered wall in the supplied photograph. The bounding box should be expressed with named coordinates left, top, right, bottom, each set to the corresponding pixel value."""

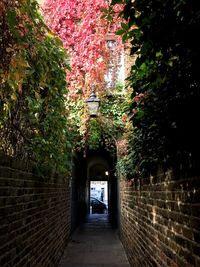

left=0, top=0, right=72, bottom=176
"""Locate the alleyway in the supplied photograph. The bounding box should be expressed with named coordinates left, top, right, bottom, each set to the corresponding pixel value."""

left=58, top=214, right=130, bottom=267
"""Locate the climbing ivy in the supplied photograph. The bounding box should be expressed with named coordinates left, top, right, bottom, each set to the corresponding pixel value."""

left=66, top=82, right=129, bottom=156
left=109, top=0, right=200, bottom=177
left=0, top=0, right=72, bottom=176
left=42, top=0, right=123, bottom=94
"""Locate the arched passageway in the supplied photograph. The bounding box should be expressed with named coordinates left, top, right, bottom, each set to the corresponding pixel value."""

left=58, top=147, right=130, bottom=266
left=71, top=147, right=119, bottom=231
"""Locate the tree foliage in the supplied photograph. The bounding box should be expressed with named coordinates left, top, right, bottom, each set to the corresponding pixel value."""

left=110, top=0, right=200, bottom=177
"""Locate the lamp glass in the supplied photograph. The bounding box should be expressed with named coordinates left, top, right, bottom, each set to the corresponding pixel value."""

left=87, top=101, right=99, bottom=117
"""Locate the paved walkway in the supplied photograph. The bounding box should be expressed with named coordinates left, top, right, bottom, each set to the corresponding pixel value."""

left=58, top=214, right=130, bottom=267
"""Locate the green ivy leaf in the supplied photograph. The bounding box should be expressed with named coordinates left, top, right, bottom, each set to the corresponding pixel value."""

left=111, top=0, right=124, bottom=4
left=121, top=22, right=129, bottom=30
left=6, top=9, right=17, bottom=29
left=116, top=29, right=125, bottom=35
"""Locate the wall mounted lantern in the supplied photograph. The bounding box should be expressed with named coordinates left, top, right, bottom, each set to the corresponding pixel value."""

left=86, top=84, right=100, bottom=117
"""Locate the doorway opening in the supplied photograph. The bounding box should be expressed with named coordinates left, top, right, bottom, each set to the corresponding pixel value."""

left=90, top=181, right=108, bottom=214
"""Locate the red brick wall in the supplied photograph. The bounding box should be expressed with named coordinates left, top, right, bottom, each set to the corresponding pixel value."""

left=119, top=170, right=200, bottom=267
left=0, top=155, right=71, bottom=267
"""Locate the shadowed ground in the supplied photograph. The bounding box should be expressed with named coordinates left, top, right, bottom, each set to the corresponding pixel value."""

left=58, top=214, right=130, bottom=267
